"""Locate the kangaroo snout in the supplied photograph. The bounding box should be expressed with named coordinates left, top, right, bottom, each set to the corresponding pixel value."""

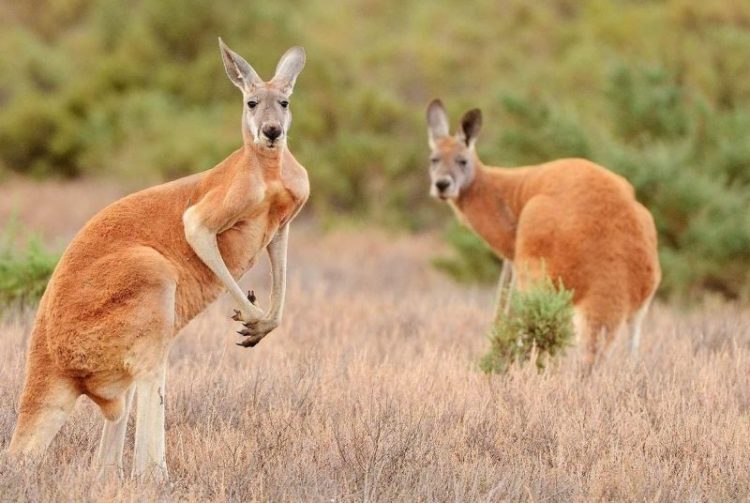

left=262, top=124, right=283, bottom=142
left=435, top=179, right=451, bottom=192
left=432, top=177, right=455, bottom=199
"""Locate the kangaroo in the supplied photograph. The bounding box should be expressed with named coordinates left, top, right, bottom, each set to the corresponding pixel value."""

left=425, top=99, right=660, bottom=366
left=7, top=39, right=309, bottom=479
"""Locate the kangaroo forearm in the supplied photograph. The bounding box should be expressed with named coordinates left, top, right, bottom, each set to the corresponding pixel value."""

left=183, top=206, right=262, bottom=319
left=266, top=224, right=289, bottom=321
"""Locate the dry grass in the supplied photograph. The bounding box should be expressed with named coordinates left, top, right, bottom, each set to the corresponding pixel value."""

left=1, top=183, right=749, bottom=501
left=0, top=178, right=128, bottom=245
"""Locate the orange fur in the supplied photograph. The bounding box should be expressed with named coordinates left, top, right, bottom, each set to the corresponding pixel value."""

left=8, top=144, right=309, bottom=456
left=436, top=138, right=660, bottom=364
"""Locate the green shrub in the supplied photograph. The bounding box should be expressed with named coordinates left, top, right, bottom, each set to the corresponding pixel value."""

left=607, top=65, right=689, bottom=143
left=497, top=95, right=592, bottom=164
left=480, top=278, right=574, bottom=374
left=0, top=92, right=87, bottom=177
left=0, top=225, right=60, bottom=308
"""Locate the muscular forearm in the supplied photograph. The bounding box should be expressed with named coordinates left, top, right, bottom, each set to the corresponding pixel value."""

left=266, top=224, right=289, bottom=321
left=182, top=205, right=263, bottom=322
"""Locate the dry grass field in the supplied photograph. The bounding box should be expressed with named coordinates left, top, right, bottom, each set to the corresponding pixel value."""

left=1, top=181, right=749, bottom=501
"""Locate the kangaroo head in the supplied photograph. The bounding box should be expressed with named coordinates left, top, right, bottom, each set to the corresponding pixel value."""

left=219, top=38, right=306, bottom=150
left=425, top=99, right=482, bottom=200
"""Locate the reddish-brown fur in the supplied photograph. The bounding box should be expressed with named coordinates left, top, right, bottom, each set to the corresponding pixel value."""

left=9, top=144, right=309, bottom=454
left=435, top=137, right=660, bottom=364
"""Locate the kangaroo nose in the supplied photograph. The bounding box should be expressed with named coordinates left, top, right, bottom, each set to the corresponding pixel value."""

left=262, top=125, right=282, bottom=141
left=435, top=179, right=451, bottom=192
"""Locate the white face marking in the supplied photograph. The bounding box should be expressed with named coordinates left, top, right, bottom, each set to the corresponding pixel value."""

left=246, top=113, right=261, bottom=145
left=428, top=142, right=475, bottom=200
left=242, top=86, right=292, bottom=150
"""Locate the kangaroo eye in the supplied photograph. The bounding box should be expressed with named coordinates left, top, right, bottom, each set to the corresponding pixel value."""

left=430, top=157, right=440, bottom=164
left=456, top=157, right=468, bottom=167
left=279, top=100, right=289, bottom=109
left=247, top=100, right=258, bottom=109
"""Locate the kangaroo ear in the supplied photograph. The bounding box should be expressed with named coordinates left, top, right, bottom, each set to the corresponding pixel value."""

left=426, top=99, right=449, bottom=149
left=219, top=37, right=262, bottom=91
left=272, top=46, right=306, bottom=95
left=459, top=108, right=482, bottom=148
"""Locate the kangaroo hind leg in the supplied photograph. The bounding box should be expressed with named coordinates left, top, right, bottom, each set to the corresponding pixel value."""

left=94, top=384, right=135, bottom=477
left=132, top=365, right=168, bottom=480
left=8, top=369, right=78, bottom=460
left=628, top=294, right=655, bottom=357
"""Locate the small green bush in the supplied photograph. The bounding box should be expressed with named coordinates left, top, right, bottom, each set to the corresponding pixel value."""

left=0, top=227, right=59, bottom=309
left=480, top=278, right=574, bottom=374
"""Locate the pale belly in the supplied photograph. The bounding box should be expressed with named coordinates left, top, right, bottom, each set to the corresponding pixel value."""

left=174, top=181, right=302, bottom=328
left=170, top=213, right=276, bottom=328
left=219, top=213, right=276, bottom=278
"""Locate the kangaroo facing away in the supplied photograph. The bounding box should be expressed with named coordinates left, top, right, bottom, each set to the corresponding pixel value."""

left=426, top=99, right=660, bottom=366
left=7, top=39, right=309, bottom=479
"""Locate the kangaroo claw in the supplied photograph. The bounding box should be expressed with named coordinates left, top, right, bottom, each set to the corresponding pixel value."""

left=236, top=337, right=262, bottom=348
left=231, top=309, right=242, bottom=321
left=247, top=290, right=257, bottom=305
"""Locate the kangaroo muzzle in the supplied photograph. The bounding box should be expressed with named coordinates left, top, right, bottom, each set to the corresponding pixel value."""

left=431, top=177, right=455, bottom=199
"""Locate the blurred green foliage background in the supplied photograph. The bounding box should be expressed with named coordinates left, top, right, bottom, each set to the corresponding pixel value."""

left=0, top=221, right=58, bottom=307
left=0, top=0, right=749, bottom=300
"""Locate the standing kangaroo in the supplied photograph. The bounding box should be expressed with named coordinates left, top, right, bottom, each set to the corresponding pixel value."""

left=426, top=99, right=660, bottom=365
left=7, top=39, right=309, bottom=479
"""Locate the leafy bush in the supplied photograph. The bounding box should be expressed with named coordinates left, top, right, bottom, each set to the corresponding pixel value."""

left=480, top=278, right=574, bottom=374
left=0, top=226, right=59, bottom=308
left=607, top=66, right=689, bottom=143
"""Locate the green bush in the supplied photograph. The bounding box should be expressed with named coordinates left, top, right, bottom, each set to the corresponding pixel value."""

left=480, top=278, right=574, bottom=374
left=0, top=227, right=59, bottom=308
